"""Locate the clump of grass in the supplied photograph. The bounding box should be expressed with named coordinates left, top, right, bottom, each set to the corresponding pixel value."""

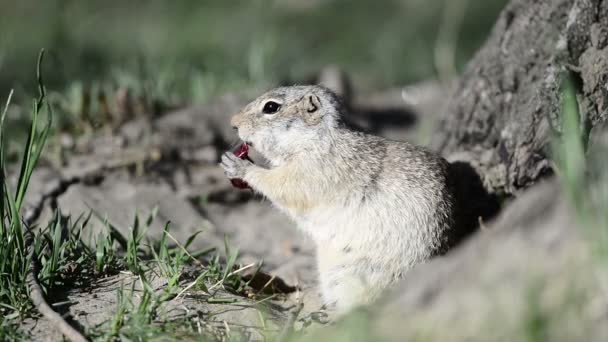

left=149, top=223, right=198, bottom=292
left=193, top=238, right=243, bottom=295
left=0, top=50, right=53, bottom=318
left=91, top=276, right=164, bottom=341
left=35, top=211, right=122, bottom=289
left=91, top=280, right=219, bottom=341
left=86, top=210, right=253, bottom=340
left=91, top=206, right=259, bottom=302
left=89, top=222, right=226, bottom=341
left=0, top=52, right=114, bottom=341
left=95, top=220, right=121, bottom=274
left=0, top=318, right=24, bottom=341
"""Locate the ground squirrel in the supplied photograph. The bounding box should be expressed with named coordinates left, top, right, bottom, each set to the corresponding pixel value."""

left=221, top=85, right=457, bottom=313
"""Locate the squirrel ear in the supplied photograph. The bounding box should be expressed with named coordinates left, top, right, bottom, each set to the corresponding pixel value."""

left=301, top=94, right=323, bottom=125
left=305, top=94, right=321, bottom=113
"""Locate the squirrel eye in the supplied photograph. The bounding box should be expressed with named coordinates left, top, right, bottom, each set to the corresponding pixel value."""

left=262, top=101, right=281, bottom=114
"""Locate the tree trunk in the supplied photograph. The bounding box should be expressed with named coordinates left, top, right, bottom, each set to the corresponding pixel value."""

left=433, top=0, right=608, bottom=195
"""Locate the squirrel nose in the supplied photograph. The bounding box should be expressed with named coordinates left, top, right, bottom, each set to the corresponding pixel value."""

left=230, top=115, right=241, bottom=130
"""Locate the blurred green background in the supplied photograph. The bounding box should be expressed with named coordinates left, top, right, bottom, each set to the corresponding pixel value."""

left=0, top=0, right=506, bottom=102
left=0, top=0, right=507, bottom=106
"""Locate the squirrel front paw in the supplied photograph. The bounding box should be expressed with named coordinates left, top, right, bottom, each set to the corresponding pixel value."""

left=220, top=151, right=253, bottom=180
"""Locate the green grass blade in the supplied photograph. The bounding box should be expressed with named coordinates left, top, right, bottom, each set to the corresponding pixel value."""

left=90, top=209, right=128, bottom=249
left=14, top=102, right=38, bottom=210
left=222, top=238, right=239, bottom=282
left=555, top=71, right=586, bottom=202
left=145, top=206, right=158, bottom=228
left=29, top=104, right=53, bottom=174
left=132, top=210, right=140, bottom=241
left=15, top=50, right=48, bottom=210
left=183, top=230, right=204, bottom=250
left=0, top=89, right=14, bottom=229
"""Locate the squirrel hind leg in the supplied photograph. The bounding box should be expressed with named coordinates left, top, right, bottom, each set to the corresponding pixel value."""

left=318, top=266, right=374, bottom=315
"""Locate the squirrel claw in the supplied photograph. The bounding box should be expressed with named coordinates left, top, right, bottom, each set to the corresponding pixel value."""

left=221, top=152, right=252, bottom=179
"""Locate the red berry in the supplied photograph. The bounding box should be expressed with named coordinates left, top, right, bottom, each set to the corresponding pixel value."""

left=229, top=143, right=252, bottom=190
left=234, top=143, right=249, bottom=159
left=230, top=178, right=251, bottom=189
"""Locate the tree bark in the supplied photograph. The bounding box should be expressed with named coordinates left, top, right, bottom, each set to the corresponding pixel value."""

left=433, top=0, right=608, bottom=195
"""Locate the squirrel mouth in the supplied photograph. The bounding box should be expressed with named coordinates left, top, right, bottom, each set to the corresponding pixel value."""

left=234, top=142, right=253, bottom=161
left=233, top=141, right=271, bottom=167
left=237, top=141, right=273, bottom=167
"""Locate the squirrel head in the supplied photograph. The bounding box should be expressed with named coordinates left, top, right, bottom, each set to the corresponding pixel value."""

left=230, top=85, right=344, bottom=164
